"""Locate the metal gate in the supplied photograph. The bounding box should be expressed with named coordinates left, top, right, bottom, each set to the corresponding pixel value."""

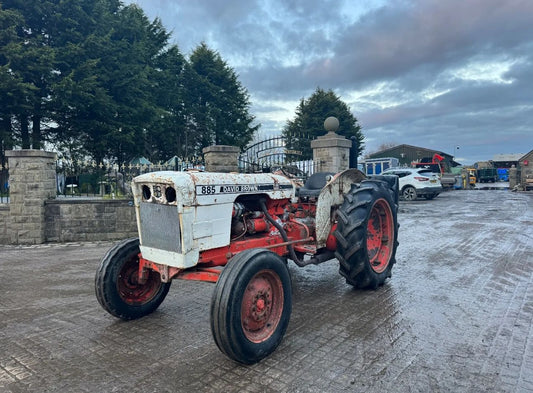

left=238, top=135, right=316, bottom=180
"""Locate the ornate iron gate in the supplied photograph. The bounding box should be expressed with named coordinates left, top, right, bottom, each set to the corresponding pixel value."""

left=239, top=135, right=316, bottom=180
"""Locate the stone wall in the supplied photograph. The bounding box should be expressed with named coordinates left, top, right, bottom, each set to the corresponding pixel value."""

left=1, top=149, right=139, bottom=245
left=0, top=196, right=138, bottom=245
left=45, top=199, right=137, bottom=242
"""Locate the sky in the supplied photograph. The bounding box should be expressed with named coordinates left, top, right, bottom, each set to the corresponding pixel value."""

left=123, top=0, right=533, bottom=164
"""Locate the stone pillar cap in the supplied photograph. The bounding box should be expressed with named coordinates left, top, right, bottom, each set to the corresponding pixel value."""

left=202, top=145, right=240, bottom=154
left=6, top=149, right=57, bottom=159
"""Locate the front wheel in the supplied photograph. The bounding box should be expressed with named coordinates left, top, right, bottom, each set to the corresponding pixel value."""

left=335, top=180, right=399, bottom=289
left=210, top=249, right=292, bottom=364
left=95, top=238, right=171, bottom=320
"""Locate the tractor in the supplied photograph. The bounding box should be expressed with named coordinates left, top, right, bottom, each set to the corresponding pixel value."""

left=95, top=168, right=399, bottom=364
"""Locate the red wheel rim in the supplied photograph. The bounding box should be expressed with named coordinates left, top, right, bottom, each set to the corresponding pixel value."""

left=117, top=255, right=162, bottom=305
left=241, top=269, right=284, bottom=343
left=366, top=198, right=394, bottom=273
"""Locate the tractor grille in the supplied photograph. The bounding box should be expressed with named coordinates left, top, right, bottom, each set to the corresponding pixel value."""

left=139, top=202, right=181, bottom=253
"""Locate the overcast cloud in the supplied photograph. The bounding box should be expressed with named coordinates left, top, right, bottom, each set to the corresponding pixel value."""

left=124, top=0, right=533, bottom=163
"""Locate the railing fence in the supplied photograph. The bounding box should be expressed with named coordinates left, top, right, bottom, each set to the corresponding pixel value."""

left=56, top=158, right=205, bottom=198
left=0, top=167, right=8, bottom=203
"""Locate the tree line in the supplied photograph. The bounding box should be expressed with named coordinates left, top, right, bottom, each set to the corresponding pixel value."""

left=0, top=0, right=258, bottom=167
left=1, top=0, right=366, bottom=171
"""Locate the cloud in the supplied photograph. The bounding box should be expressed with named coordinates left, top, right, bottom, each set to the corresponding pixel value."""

left=124, top=0, right=533, bottom=163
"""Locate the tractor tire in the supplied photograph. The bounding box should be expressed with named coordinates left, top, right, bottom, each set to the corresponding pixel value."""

left=95, top=238, right=171, bottom=320
left=334, top=180, right=398, bottom=289
left=210, top=249, right=292, bottom=364
left=402, top=186, right=417, bottom=201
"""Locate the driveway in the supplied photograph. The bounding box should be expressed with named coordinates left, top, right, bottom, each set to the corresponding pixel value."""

left=1, top=189, right=532, bottom=392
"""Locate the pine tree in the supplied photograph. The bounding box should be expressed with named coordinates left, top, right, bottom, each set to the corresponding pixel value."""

left=0, top=0, right=57, bottom=150
left=145, top=45, right=188, bottom=162
left=0, top=6, right=27, bottom=165
left=283, top=87, right=364, bottom=160
left=187, top=43, right=258, bottom=155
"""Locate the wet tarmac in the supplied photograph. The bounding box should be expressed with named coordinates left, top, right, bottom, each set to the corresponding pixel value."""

left=1, top=189, right=532, bottom=392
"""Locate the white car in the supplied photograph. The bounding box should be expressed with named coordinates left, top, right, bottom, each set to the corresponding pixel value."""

left=381, top=168, right=442, bottom=201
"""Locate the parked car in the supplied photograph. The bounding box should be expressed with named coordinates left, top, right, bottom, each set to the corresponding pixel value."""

left=381, top=168, right=443, bottom=201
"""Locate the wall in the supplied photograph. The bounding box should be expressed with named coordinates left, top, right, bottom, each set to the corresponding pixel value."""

left=519, top=150, right=533, bottom=186
left=1, top=149, right=139, bottom=245
left=1, top=196, right=138, bottom=245
left=45, top=199, right=137, bottom=242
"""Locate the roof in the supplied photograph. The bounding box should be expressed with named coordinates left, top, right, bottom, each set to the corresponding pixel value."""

left=492, top=153, right=525, bottom=162
left=164, top=156, right=180, bottom=166
left=129, top=156, right=152, bottom=165
left=369, top=144, right=453, bottom=158
left=519, top=149, right=533, bottom=161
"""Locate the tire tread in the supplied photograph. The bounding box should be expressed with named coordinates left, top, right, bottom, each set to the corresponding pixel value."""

left=334, top=181, right=399, bottom=288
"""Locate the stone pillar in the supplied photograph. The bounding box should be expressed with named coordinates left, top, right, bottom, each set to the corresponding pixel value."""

left=5, top=150, right=57, bottom=244
left=311, top=117, right=351, bottom=173
left=509, top=165, right=518, bottom=189
left=203, top=145, right=240, bottom=173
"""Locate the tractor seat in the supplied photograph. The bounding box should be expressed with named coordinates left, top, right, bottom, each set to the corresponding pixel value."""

left=297, top=172, right=335, bottom=198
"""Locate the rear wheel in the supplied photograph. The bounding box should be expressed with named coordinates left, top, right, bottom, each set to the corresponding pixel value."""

left=335, top=180, right=398, bottom=289
left=210, top=249, right=292, bottom=364
left=424, top=193, right=438, bottom=200
left=402, top=186, right=417, bottom=201
left=95, top=238, right=171, bottom=320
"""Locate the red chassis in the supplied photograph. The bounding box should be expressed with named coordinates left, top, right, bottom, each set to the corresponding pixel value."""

left=137, top=198, right=336, bottom=285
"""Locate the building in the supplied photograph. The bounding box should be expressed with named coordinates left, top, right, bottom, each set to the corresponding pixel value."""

left=491, top=153, right=524, bottom=169
left=366, top=144, right=459, bottom=172
left=518, top=149, right=533, bottom=189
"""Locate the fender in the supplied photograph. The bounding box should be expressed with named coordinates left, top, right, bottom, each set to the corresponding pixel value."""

left=314, top=169, right=366, bottom=248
